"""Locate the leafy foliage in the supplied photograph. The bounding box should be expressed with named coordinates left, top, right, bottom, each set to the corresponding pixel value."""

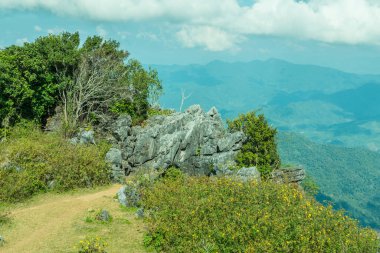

left=142, top=177, right=379, bottom=253
left=228, top=111, right=280, bottom=177
left=77, top=236, right=108, bottom=253
left=0, top=33, right=162, bottom=134
left=0, top=124, right=111, bottom=202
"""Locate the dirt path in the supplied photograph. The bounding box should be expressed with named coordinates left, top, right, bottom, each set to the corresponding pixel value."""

left=1, top=185, right=146, bottom=253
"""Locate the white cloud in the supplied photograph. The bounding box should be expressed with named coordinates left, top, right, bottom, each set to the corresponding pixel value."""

left=96, top=25, right=107, bottom=37
left=34, top=25, right=42, bottom=32
left=117, top=31, right=130, bottom=40
left=136, top=32, right=159, bottom=41
left=177, top=26, right=242, bottom=51
left=2, top=0, right=380, bottom=50
left=15, top=38, right=28, bottom=46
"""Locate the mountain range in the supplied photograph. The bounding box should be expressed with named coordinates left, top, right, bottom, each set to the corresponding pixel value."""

left=155, top=59, right=380, bottom=151
left=155, top=59, right=380, bottom=229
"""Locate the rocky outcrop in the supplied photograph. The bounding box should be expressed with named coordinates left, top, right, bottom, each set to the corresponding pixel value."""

left=111, top=105, right=244, bottom=176
left=271, top=166, right=306, bottom=184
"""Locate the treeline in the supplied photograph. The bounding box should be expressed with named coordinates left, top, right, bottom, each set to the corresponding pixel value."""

left=0, top=32, right=162, bottom=136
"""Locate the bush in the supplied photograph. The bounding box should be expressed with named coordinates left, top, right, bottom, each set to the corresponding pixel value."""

left=162, top=167, right=185, bottom=181
left=0, top=125, right=111, bottom=202
left=77, top=236, right=108, bottom=253
left=228, top=111, right=280, bottom=178
left=0, top=211, right=10, bottom=226
left=142, top=177, right=379, bottom=253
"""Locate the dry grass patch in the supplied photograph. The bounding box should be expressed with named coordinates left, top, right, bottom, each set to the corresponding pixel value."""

left=0, top=185, right=146, bottom=253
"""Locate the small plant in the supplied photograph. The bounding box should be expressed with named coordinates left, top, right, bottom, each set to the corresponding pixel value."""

left=147, top=107, right=173, bottom=118
left=0, top=235, right=5, bottom=246
left=84, top=209, right=112, bottom=223
left=195, top=146, right=201, bottom=156
left=0, top=211, right=10, bottom=225
left=77, top=236, right=108, bottom=253
left=95, top=209, right=112, bottom=223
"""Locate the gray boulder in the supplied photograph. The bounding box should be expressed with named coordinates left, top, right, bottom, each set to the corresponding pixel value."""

left=112, top=115, right=132, bottom=143
left=96, top=209, right=111, bottom=222
left=70, top=130, right=95, bottom=145
left=111, top=105, right=245, bottom=175
left=105, top=148, right=124, bottom=182
left=117, top=184, right=140, bottom=207
left=117, top=186, right=128, bottom=207
left=236, top=167, right=261, bottom=182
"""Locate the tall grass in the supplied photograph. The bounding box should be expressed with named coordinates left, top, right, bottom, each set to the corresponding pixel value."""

left=142, top=176, right=379, bottom=253
left=0, top=123, right=111, bottom=202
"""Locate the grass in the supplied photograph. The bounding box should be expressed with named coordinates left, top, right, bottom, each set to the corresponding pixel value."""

left=0, top=184, right=147, bottom=253
left=0, top=125, right=112, bottom=203
left=142, top=176, right=379, bottom=253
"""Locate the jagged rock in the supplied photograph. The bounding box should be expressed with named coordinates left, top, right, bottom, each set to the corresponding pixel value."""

left=117, top=184, right=140, bottom=207
left=112, top=105, right=245, bottom=175
left=117, top=186, right=128, bottom=207
left=213, top=165, right=261, bottom=182
left=271, top=166, right=306, bottom=184
left=112, top=115, right=132, bottom=143
left=70, top=130, right=95, bottom=145
left=105, top=148, right=124, bottom=183
left=236, top=167, right=261, bottom=182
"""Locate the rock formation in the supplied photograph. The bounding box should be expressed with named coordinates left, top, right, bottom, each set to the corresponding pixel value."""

left=110, top=105, right=244, bottom=176
left=271, top=166, right=306, bottom=184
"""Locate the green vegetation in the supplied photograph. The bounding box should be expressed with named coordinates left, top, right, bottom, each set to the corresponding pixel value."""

left=278, top=131, right=380, bottom=229
left=147, top=107, right=173, bottom=118
left=0, top=32, right=162, bottom=136
left=77, top=236, right=108, bottom=253
left=142, top=176, right=379, bottom=253
left=228, top=111, right=280, bottom=177
left=0, top=124, right=111, bottom=203
left=301, top=175, right=320, bottom=196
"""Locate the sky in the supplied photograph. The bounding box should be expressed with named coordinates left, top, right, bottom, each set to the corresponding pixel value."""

left=1, top=0, right=380, bottom=74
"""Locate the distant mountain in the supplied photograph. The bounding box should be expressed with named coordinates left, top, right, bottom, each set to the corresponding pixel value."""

left=155, top=59, right=380, bottom=229
left=278, top=132, right=380, bottom=229
left=155, top=59, right=380, bottom=150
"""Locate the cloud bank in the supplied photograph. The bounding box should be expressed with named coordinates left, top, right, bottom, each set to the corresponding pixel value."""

left=1, top=0, right=380, bottom=51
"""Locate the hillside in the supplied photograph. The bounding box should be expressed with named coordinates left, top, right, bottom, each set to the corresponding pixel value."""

left=278, top=131, right=380, bottom=229
left=156, top=59, right=380, bottom=150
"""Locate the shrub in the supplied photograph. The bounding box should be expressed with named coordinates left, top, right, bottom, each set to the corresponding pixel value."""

left=77, top=236, right=108, bottom=253
left=142, top=177, right=379, bottom=253
left=0, top=211, right=10, bottom=226
left=228, top=111, right=280, bottom=178
left=162, top=167, right=185, bottom=181
left=0, top=125, right=111, bottom=202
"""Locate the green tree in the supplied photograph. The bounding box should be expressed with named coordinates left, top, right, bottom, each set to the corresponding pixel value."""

left=228, top=111, right=280, bottom=177
left=0, top=32, right=162, bottom=135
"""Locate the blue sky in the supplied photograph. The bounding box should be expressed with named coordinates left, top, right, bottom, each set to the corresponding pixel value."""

left=1, top=0, right=380, bottom=74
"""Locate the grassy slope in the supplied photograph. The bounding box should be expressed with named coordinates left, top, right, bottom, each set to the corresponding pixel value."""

left=278, top=131, right=380, bottom=229
left=0, top=185, right=146, bottom=253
